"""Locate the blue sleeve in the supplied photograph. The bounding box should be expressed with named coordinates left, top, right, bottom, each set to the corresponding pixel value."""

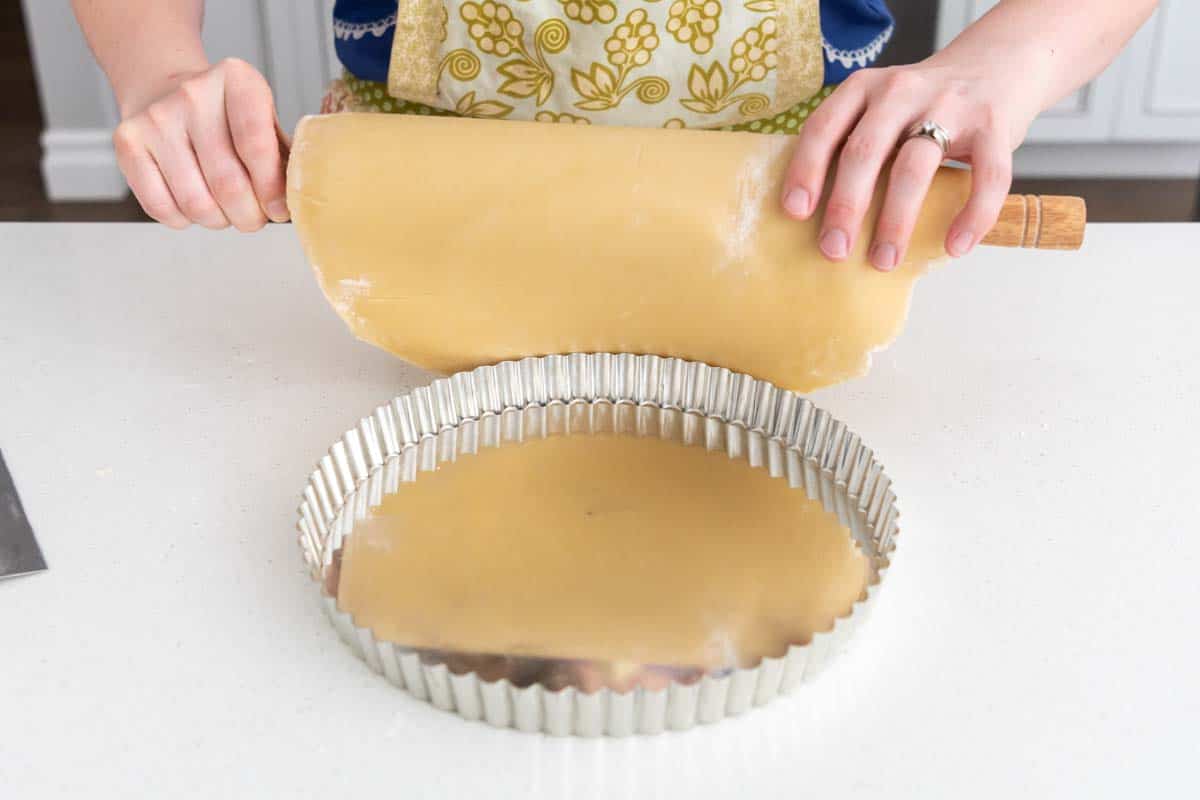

left=820, top=0, right=894, bottom=84
left=332, top=0, right=399, bottom=83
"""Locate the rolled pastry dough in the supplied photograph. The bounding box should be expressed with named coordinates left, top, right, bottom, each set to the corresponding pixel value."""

left=287, top=114, right=970, bottom=392
left=335, top=431, right=867, bottom=669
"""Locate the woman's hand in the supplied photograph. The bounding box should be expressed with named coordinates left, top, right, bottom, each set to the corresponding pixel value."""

left=112, top=58, right=289, bottom=231
left=780, top=56, right=1041, bottom=270
left=779, top=0, right=1159, bottom=270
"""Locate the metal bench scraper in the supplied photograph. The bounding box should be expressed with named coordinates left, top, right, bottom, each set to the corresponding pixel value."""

left=0, top=450, right=47, bottom=580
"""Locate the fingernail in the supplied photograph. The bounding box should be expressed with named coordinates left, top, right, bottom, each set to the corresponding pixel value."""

left=820, top=228, right=849, bottom=260
left=871, top=241, right=898, bottom=271
left=949, top=230, right=974, bottom=257
left=267, top=199, right=290, bottom=222
left=783, top=187, right=810, bottom=218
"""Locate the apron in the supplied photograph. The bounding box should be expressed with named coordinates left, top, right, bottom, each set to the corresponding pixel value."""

left=324, top=0, right=833, bottom=133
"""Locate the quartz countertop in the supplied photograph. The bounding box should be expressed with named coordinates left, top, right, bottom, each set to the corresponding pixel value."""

left=1, top=223, right=1197, bottom=798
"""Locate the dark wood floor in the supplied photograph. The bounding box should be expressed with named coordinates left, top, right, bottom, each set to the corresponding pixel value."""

left=2, top=3, right=1195, bottom=224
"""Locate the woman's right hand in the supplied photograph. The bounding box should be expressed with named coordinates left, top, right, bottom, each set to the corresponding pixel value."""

left=112, top=58, right=289, bottom=231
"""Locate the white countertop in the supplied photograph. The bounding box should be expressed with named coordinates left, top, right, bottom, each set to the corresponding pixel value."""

left=1, top=223, right=1197, bottom=798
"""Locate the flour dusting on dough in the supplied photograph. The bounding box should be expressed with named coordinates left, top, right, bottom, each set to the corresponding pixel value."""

left=319, top=274, right=374, bottom=332
left=703, top=626, right=741, bottom=670
left=719, top=151, right=770, bottom=273
left=339, top=277, right=373, bottom=293
left=333, top=277, right=373, bottom=313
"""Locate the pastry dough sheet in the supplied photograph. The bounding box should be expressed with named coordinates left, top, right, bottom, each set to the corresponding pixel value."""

left=335, top=432, right=868, bottom=669
left=287, top=114, right=970, bottom=391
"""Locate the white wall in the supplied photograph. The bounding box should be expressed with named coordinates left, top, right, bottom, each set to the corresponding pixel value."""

left=21, top=0, right=124, bottom=199
left=937, top=0, right=1200, bottom=178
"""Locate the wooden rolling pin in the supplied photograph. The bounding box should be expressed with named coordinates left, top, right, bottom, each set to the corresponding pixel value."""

left=982, top=194, right=1086, bottom=250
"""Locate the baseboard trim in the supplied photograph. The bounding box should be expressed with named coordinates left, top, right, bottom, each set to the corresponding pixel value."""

left=40, top=128, right=128, bottom=201
left=1015, top=142, right=1200, bottom=179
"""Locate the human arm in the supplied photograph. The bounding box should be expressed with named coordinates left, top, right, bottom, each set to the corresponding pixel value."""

left=780, top=0, right=1158, bottom=269
left=72, top=0, right=289, bottom=230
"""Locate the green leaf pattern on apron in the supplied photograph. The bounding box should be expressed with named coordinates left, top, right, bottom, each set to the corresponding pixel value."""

left=559, top=0, right=618, bottom=24
left=680, top=17, right=776, bottom=115
left=571, top=10, right=669, bottom=110
left=666, top=0, right=722, bottom=54
left=461, top=2, right=570, bottom=105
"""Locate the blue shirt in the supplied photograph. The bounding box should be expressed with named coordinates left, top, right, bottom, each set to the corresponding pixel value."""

left=333, top=0, right=893, bottom=88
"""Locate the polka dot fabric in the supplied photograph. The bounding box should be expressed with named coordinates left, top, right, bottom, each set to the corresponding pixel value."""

left=723, top=84, right=833, bottom=133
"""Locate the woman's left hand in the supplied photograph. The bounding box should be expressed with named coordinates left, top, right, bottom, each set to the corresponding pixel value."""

left=779, top=56, right=1041, bottom=270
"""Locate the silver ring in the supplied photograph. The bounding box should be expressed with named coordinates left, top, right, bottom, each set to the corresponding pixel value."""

left=903, top=120, right=951, bottom=156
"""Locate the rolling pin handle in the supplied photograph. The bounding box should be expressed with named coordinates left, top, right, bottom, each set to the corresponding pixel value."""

left=981, top=194, right=1087, bottom=250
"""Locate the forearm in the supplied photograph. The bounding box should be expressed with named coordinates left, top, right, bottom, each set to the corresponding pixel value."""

left=72, top=0, right=208, bottom=118
left=932, top=0, right=1158, bottom=113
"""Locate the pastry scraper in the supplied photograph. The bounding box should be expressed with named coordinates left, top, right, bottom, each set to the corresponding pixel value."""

left=0, top=450, right=47, bottom=580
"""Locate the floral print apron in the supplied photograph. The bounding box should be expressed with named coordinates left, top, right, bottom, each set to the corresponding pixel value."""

left=324, top=0, right=891, bottom=131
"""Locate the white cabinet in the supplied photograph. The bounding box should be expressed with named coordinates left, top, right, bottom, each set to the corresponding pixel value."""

left=937, top=0, right=1120, bottom=142
left=936, top=0, right=1200, bottom=176
left=1114, top=2, right=1200, bottom=141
